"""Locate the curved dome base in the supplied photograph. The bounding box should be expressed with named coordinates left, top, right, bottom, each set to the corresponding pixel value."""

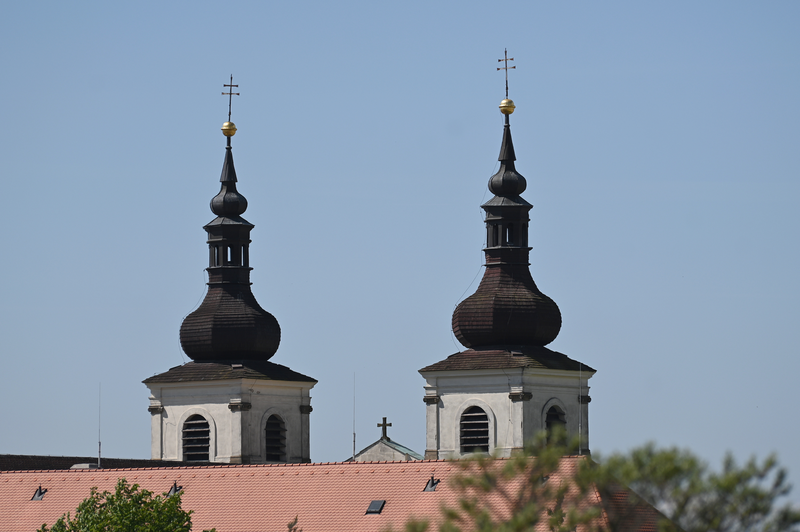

left=180, top=286, right=281, bottom=361
left=452, top=263, right=561, bottom=349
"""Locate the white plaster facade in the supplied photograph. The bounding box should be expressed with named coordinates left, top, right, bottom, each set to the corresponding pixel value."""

left=420, top=366, right=593, bottom=459
left=146, top=378, right=314, bottom=464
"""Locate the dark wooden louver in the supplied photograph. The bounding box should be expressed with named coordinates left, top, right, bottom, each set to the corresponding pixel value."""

left=460, top=406, right=490, bottom=453
left=182, top=415, right=210, bottom=462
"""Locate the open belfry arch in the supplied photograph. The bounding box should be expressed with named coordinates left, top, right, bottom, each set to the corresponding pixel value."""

left=420, top=56, right=595, bottom=459
left=144, top=79, right=316, bottom=464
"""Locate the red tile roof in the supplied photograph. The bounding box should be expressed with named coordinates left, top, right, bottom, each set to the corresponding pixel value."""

left=0, top=457, right=659, bottom=532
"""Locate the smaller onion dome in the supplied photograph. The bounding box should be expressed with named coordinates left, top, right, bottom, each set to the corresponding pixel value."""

left=210, top=142, right=248, bottom=216
left=488, top=121, right=526, bottom=196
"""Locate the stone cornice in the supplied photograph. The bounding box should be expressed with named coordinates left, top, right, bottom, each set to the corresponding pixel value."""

left=508, top=392, right=532, bottom=402
left=228, top=400, right=252, bottom=412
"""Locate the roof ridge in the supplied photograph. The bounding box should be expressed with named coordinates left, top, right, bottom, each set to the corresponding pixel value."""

left=0, top=457, right=483, bottom=474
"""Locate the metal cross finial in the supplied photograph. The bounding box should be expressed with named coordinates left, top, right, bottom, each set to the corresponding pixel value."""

left=222, top=74, right=240, bottom=122
left=497, top=49, right=515, bottom=98
left=377, top=417, right=392, bottom=440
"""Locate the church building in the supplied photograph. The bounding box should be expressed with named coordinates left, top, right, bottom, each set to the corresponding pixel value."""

left=141, top=89, right=594, bottom=467
left=0, top=72, right=662, bottom=532
left=419, top=96, right=594, bottom=460
left=143, top=118, right=316, bottom=465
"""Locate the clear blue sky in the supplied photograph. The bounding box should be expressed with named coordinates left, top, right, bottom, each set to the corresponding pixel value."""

left=2, top=0, right=799, bottom=499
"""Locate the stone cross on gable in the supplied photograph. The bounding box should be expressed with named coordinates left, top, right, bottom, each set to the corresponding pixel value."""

left=378, top=417, right=392, bottom=440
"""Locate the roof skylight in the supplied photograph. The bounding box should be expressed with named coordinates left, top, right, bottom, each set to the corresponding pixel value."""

left=366, top=500, right=386, bottom=514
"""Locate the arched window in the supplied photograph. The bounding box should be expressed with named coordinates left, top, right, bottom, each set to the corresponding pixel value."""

left=264, top=415, right=286, bottom=462
left=545, top=406, right=567, bottom=443
left=460, top=406, right=489, bottom=453
left=182, top=415, right=210, bottom=462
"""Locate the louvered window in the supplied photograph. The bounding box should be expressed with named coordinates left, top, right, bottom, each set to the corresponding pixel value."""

left=182, top=414, right=210, bottom=462
left=460, top=406, right=489, bottom=453
left=265, top=414, right=287, bottom=461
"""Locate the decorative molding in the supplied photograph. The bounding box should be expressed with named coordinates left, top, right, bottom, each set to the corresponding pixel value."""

left=508, top=392, right=532, bottom=402
left=228, top=401, right=252, bottom=412
left=299, top=405, right=313, bottom=414
left=422, top=395, right=440, bottom=405
left=579, top=395, right=592, bottom=404
left=147, top=405, right=163, bottom=414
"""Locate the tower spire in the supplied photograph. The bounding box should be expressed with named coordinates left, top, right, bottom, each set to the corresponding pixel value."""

left=451, top=55, right=561, bottom=349
left=179, top=79, right=281, bottom=361
left=419, top=56, right=593, bottom=461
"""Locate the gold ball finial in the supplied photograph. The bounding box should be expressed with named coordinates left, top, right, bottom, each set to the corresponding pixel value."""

left=221, top=121, right=237, bottom=137
left=499, top=99, right=516, bottom=115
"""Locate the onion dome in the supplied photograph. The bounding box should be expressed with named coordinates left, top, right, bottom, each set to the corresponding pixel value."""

left=451, top=100, right=561, bottom=348
left=179, top=122, right=281, bottom=361
left=210, top=142, right=248, bottom=216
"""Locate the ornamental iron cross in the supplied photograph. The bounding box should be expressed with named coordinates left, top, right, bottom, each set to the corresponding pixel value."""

left=222, top=75, right=240, bottom=121
left=497, top=49, right=515, bottom=98
left=378, top=417, right=392, bottom=440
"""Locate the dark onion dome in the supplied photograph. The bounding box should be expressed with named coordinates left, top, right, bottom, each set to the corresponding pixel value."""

left=451, top=99, right=561, bottom=348
left=488, top=122, right=526, bottom=196
left=179, top=286, right=281, bottom=361
left=210, top=145, right=248, bottom=216
left=179, top=122, right=281, bottom=361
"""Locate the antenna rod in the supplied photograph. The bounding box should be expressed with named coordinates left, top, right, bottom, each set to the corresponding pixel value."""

left=352, top=373, right=356, bottom=461
left=578, top=365, right=582, bottom=456
left=98, top=383, right=102, bottom=468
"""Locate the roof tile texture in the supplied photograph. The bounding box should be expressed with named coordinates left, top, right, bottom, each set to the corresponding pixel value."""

left=0, top=458, right=658, bottom=532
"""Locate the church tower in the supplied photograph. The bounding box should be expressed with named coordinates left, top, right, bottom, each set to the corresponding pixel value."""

left=419, top=80, right=594, bottom=459
left=144, top=88, right=316, bottom=464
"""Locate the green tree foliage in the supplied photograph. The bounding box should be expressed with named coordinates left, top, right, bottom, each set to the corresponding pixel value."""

left=37, top=478, right=216, bottom=532
left=401, top=431, right=800, bottom=532
left=587, top=443, right=800, bottom=532
left=286, top=516, right=303, bottom=532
